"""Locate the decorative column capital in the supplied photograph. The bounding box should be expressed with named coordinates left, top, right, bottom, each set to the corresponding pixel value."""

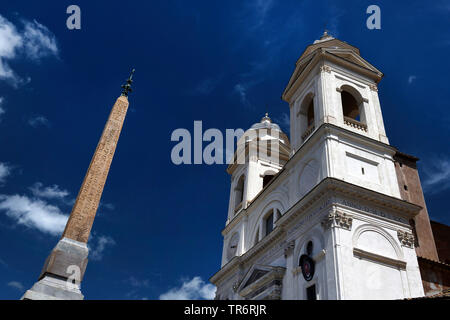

left=321, top=211, right=353, bottom=230
left=397, top=230, right=414, bottom=248
left=320, top=65, right=331, bottom=73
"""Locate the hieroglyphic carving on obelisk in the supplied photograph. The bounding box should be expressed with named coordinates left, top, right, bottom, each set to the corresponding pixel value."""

left=22, top=70, right=135, bottom=300
left=62, top=91, right=130, bottom=243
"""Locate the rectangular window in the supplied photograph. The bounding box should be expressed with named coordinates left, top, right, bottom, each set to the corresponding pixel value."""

left=265, top=213, right=273, bottom=236
left=306, top=285, right=316, bottom=300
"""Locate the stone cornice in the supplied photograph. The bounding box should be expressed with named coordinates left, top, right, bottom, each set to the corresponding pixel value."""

left=274, top=177, right=420, bottom=235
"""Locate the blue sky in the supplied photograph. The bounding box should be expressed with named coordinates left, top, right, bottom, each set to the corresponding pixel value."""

left=0, top=0, right=449, bottom=299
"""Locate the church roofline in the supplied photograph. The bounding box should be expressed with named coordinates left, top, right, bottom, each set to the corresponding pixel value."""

left=282, top=50, right=383, bottom=102
left=394, top=150, right=420, bottom=162
left=297, top=36, right=361, bottom=62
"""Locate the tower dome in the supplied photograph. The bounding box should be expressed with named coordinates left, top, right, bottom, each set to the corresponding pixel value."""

left=243, top=113, right=290, bottom=146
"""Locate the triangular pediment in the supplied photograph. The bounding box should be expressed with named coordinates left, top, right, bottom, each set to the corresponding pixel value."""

left=237, top=264, right=272, bottom=292
left=283, top=45, right=383, bottom=102
left=243, top=269, right=269, bottom=289
left=299, top=38, right=360, bottom=61
left=236, top=264, right=286, bottom=299
left=324, top=48, right=382, bottom=74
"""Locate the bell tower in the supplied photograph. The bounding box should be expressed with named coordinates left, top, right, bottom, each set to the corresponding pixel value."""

left=211, top=32, right=425, bottom=300
left=284, top=31, right=388, bottom=151
left=282, top=31, right=400, bottom=199
left=222, top=114, right=290, bottom=266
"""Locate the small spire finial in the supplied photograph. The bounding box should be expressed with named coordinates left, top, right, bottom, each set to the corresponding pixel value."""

left=320, top=28, right=330, bottom=40
left=121, top=68, right=135, bottom=97
left=261, top=112, right=271, bottom=123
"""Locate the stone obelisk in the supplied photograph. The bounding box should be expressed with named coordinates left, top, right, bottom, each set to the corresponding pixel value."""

left=22, top=70, right=135, bottom=300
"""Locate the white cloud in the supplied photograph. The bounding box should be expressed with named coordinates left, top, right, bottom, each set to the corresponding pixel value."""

left=7, top=281, right=24, bottom=291
left=0, top=194, right=68, bottom=235
left=234, top=83, right=251, bottom=108
left=29, top=182, right=69, bottom=199
left=0, top=258, right=7, bottom=268
left=274, top=112, right=290, bottom=131
left=408, top=75, right=417, bottom=84
left=0, top=14, right=58, bottom=86
left=327, top=5, right=344, bottom=38
left=422, top=157, right=450, bottom=194
left=0, top=15, right=22, bottom=83
left=242, top=0, right=274, bottom=30
left=21, top=19, right=58, bottom=60
left=126, top=276, right=150, bottom=288
left=159, top=276, right=216, bottom=300
left=0, top=97, right=5, bottom=121
left=100, top=202, right=115, bottom=210
left=88, top=234, right=115, bottom=261
left=0, top=162, right=12, bottom=184
left=28, top=115, right=50, bottom=128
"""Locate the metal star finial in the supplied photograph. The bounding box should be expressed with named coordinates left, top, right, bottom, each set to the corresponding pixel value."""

left=121, top=68, right=135, bottom=97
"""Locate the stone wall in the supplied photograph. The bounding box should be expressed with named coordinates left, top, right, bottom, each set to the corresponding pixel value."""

left=393, top=152, right=439, bottom=261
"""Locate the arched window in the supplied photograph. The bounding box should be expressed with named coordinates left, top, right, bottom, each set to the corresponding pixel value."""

left=341, top=91, right=360, bottom=121
left=262, top=174, right=274, bottom=188
left=338, top=85, right=367, bottom=132
left=264, top=210, right=274, bottom=236
left=234, top=175, right=245, bottom=211
left=298, top=92, right=316, bottom=141
left=307, top=99, right=315, bottom=127
left=262, top=170, right=276, bottom=189
left=340, top=85, right=367, bottom=132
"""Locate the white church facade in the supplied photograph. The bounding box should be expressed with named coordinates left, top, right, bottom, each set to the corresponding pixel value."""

left=210, top=32, right=426, bottom=300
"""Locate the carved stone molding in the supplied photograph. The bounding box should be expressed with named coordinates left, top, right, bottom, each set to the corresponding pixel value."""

left=284, top=240, right=295, bottom=258
left=397, top=230, right=414, bottom=248
left=320, top=65, right=331, bottom=73
left=321, top=211, right=353, bottom=230
left=369, top=84, right=378, bottom=92
left=335, top=211, right=353, bottom=230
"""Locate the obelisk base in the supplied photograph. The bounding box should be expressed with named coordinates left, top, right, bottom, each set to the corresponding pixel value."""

left=22, top=237, right=89, bottom=300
